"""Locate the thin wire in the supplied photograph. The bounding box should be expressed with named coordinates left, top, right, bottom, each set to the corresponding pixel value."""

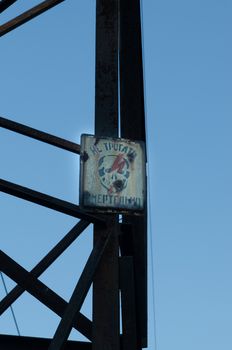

left=140, top=1, right=158, bottom=349
left=147, top=171, right=158, bottom=350
left=0, top=271, right=21, bottom=336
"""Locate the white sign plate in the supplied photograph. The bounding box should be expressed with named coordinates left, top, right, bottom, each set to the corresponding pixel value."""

left=79, top=134, right=146, bottom=213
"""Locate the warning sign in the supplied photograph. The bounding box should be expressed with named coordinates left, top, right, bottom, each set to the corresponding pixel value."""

left=79, top=134, right=146, bottom=213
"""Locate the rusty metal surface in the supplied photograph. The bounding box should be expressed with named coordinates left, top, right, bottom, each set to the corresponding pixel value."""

left=0, top=116, right=81, bottom=154
left=0, top=0, right=66, bottom=37
left=80, top=134, right=146, bottom=213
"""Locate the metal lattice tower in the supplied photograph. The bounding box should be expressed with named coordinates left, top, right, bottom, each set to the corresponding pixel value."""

left=0, top=1, right=147, bottom=349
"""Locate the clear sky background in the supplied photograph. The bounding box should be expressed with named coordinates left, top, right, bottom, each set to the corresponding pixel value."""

left=0, top=1, right=231, bottom=349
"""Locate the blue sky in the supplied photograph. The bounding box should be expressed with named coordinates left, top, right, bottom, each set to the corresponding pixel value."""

left=0, top=1, right=232, bottom=349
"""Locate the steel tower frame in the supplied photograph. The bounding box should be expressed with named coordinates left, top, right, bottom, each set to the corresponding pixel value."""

left=0, top=1, right=147, bottom=349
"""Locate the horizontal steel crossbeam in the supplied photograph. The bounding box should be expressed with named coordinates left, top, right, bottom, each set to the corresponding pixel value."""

left=0, top=117, right=81, bottom=154
left=0, top=179, right=106, bottom=225
left=0, top=334, right=91, bottom=350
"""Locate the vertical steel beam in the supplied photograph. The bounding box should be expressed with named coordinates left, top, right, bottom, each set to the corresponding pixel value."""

left=120, top=0, right=146, bottom=142
left=119, top=256, right=137, bottom=350
left=93, top=1, right=120, bottom=350
left=93, top=220, right=119, bottom=350
left=120, top=0, right=148, bottom=347
left=94, top=0, right=119, bottom=138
